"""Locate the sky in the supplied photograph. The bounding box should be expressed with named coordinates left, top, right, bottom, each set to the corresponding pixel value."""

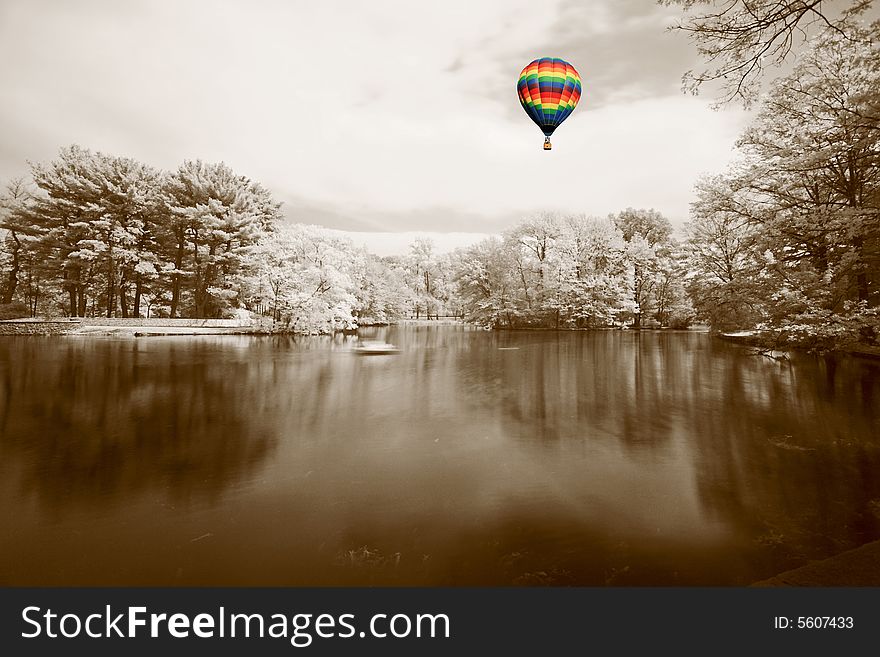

left=0, top=0, right=753, bottom=252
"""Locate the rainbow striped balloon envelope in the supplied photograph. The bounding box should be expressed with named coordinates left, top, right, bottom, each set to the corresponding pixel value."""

left=517, top=57, right=582, bottom=150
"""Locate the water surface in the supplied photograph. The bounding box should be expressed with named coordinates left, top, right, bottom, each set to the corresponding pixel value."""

left=1, top=327, right=878, bottom=585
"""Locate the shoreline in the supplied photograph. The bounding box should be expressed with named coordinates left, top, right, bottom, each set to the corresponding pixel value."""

left=717, top=330, right=880, bottom=361
left=0, top=318, right=708, bottom=338
left=0, top=317, right=399, bottom=337
left=3, top=319, right=879, bottom=360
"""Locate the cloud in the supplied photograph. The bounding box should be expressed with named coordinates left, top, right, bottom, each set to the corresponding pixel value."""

left=0, top=0, right=748, bottom=234
left=281, top=193, right=522, bottom=234
left=493, top=0, right=702, bottom=112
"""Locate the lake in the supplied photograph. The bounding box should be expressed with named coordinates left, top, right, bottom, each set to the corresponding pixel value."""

left=1, top=326, right=878, bottom=585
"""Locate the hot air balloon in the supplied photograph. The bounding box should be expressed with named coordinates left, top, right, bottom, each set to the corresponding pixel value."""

left=517, top=57, right=582, bottom=150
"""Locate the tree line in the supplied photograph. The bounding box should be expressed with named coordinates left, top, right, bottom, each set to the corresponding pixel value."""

left=0, top=154, right=689, bottom=334
left=450, top=210, right=692, bottom=329
left=0, top=146, right=282, bottom=320
left=0, top=146, right=423, bottom=331
left=0, top=144, right=690, bottom=333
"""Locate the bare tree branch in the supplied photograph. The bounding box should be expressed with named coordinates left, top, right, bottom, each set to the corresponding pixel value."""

left=661, top=0, right=874, bottom=105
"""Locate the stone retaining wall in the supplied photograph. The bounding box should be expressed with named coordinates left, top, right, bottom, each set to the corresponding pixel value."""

left=0, top=320, right=82, bottom=336
left=80, top=318, right=250, bottom=328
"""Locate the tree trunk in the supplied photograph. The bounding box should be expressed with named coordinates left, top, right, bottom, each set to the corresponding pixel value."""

left=853, top=236, right=869, bottom=303
left=194, top=284, right=206, bottom=318
left=170, top=230, right=185, bottom=317
left=25, top=270, right=36, bottom=316
left=133, top=277, right=142, bottom=318
left=106, top=271, right=114, bottom=317
left=192, top=236, right=208, bottom=318
left=195, top=243, right=217, bottom=318
left=857, top=273, right=869, bottom=303
left=119, top=276, right=129, bottom=318
left=1, top=232, right=20, bottom=304
left=106, top=234, right=115, bottom=317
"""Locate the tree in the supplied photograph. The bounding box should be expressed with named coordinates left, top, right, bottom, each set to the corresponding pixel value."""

left=684, top=175, right=769, bottom=328
left=683, top=21, right=880, bottom=344
left=17, top=146, right=169, bottom=317
left=736, top=23, right=880, bottom=307
left=613, top=207, right=673, bottom=246
left=612, top=208, right=674, bottom=327
left=453, top=237, right=520, bottom=328
left=9, top=146, right=280, bottom=319
left=506, top=212, right=564, bottom=323
left=164, top=160, right=281, bottom=318
left=663, top=0, right=875, bottom=105
left=554, top=215, right=635, bottom=327
left=404, top=238, right=442, bottom=319
left=451, top=215, right=638, bottom=329
left=652, top=246, right=696, bottom=328
left=244, top=224, right=365, bottom=333
left=0, top=177, right=34, bottom=307
left=351, top=252, right=413, bottom=324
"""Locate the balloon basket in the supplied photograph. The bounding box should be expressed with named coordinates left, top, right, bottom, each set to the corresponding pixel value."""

left=543, top=138, right=552, bottom=151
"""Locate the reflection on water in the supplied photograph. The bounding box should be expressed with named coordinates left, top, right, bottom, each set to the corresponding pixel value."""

left=0, top=327, right=878, bottom=585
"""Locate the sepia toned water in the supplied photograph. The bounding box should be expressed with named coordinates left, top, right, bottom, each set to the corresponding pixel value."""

left=1, top=326, right=879, bottom=586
